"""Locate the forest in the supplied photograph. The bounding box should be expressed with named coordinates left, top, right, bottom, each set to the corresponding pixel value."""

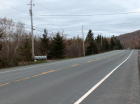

left=0, top=18, right=123, bottom=68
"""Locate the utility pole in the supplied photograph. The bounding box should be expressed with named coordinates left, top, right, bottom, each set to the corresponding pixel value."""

left=29, top=0, right=35, bottom=60
left=101, top=35, right=103, bottom=50
left=82, top=25, right=85, bottom=56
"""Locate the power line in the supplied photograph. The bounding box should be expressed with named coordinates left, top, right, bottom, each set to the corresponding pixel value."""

left=2, top=21, right=140, bottom=31
left=39, top=11, right=140, bottom=17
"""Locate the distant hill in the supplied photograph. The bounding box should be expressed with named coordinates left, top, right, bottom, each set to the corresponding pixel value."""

left=118, top=30, right=140, bottom=49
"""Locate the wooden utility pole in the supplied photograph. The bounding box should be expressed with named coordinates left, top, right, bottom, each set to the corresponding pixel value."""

left=82, top=25, right=85, bottom=56
left=29, top=0, right=35, bottom=60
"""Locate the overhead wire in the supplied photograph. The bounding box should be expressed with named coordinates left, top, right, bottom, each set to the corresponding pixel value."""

left=39, top=11, right=140, bottom=17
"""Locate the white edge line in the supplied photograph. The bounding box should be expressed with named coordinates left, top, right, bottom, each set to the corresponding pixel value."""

left=73, top=50, right=133, bottom=104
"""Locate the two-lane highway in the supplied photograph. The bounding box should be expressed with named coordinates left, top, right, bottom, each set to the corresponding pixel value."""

left=0, top=50, right=139, bottom=104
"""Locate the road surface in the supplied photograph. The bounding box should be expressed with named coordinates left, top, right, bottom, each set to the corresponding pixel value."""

left=0, top=50, right=139, bottom=104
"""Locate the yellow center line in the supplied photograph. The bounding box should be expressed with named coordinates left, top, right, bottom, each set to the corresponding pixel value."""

left=87, top=59, right=96, bottom=63
left=31, top=73, right=43, bottom=78
left=32, top=70, right=56, bottom=78
left=0, top=70, right=56, bottom=87
left=0, top=82, right=9, bottom=87
left=15, top=77, right=31, bottom=82
left=41, top=70, right=57, bottom=75
left=72, top=64, right=80, bottom=67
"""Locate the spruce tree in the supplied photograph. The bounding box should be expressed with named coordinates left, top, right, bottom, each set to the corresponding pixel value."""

left=110, top=36, right=123, bottom=50
left=96, top=35, right=103, bottom=52
left=49, top=33, right=65, bottom=59
left=110, top=36, right=116, bottom=50
left=85, top=30, right=98, bottom=55
left=114, top=38, right=123, bottom=49
left=40, top=29, right=49, bottom=56
left=102, top=37, right=109, bottom=51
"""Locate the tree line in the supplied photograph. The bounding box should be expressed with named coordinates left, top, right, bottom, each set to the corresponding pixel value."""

left=0, top=18, right=123, bottom=68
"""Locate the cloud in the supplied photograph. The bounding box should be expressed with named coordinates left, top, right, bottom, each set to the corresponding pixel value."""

left=0, top=0, right=140, bottom=37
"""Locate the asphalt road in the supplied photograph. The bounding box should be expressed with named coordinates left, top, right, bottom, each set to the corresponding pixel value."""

left=0, top=50, right=139, bottom=104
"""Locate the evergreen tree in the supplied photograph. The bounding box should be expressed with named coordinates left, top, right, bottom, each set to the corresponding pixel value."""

left=102, top=37, right=109, bottom=51
left=40, top=29, right=49, bottom=56
left=110, top=36, right=116, bottom=50
left=95, top=35, right=110, bottom=52
left=49, top=33, right=65, bottom=59
left=96, top=35, right=103, bottom=52
left=85, top=30, right=98, bottom=55
left=110, top=36, right=123, bottom=50
left=115, top=39, right=123, bottom=49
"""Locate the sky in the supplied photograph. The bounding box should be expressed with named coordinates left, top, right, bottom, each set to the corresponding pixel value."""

left=0, top=0, right=140, bottom=37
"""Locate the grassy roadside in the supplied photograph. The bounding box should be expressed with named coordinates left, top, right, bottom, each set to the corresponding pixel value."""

left=0, top=50, right=115, bottom=70
left=0, top=60, right=47, bottom=70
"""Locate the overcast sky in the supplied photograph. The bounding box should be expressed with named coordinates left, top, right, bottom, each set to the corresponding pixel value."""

left=0, top=0, right=140, bottom=37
